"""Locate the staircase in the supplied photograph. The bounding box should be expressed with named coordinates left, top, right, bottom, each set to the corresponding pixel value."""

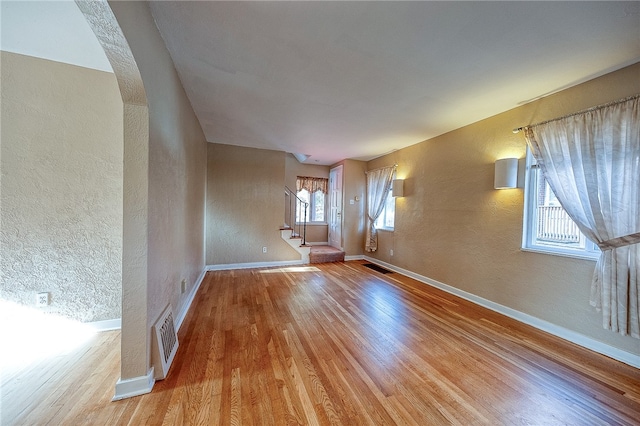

left=281, top=186, right=344, bottom=264
left=280, top=227, right=311, bottom=264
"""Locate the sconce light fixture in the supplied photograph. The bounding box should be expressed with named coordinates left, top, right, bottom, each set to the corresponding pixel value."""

left=494, top=158, right=518, bottom=189
left=392, top=179, right=404, bottom=197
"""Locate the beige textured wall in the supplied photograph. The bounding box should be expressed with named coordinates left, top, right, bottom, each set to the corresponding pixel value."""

left=109, top=1, right=207, bottom=373
left=284, top=153, right=330, bottom=243
left=366, top=62, right=640, bottom=355
left=0, top=52, right=123, bottom=322
left=299, top=223, right=328, bottom=244
left=331, top=159, right=367, bottom=256
left=207, top=144, right=300, bottom=264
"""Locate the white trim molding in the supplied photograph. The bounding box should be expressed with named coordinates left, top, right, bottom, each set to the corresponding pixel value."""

left=113, top=367, right=155, bottom=401
left=207, top=260, right=304, bottom=272
left=345, top=255, right=365, bottom=261
left=176, top=268, right=207, bottom=331
left=86, top=318, right=121, bottom=332
left=362, top=256, right=640, bottom=369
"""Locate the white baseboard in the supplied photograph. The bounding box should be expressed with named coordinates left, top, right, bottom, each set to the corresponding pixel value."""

left=176, top=268, right=207, bottom=331
left=362, top=256, right=640, bottom=369
left=207, top=259, right=304, bottom=271
left=113, top=367, right=155, bottom=401
left=345, top=255, right=364, bottom=261
left=86, top=318, right=121, bottom=332
left=307, top=241, right=329, bottom=246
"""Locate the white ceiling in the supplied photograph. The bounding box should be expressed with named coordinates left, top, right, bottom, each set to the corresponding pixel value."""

left=0, top=0, right=112, bottom=73
left=1, top=2, right=638, bottom=165
left=150, top=1, right=640, bottom=165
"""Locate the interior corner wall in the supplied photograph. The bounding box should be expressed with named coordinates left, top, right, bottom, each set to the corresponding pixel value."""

left=365, top=62, right=640, bottom=356
left=0, top=51, right=123, bottom=322
left=108, top=1, right=207, bottom=373
left=284, top=154, right=330, bottom=243
left=206, top=144, right=300, bottom=265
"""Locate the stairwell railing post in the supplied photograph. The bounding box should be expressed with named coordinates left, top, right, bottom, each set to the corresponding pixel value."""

left=288, top=190, right=292, bottom=227
left=283, top=186, right=310, bottom=247
left=302, top=202, right=307, bottom=246
left=296, top=199, right=302, bottom=236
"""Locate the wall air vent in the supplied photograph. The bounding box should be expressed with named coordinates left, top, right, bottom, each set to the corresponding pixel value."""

left=152, top=305, right=179, bottom=379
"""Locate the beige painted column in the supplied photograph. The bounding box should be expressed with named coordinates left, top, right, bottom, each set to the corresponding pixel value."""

left=76, top=0, right=152, bottom=396
left=121, top=103, right=149, bottom=379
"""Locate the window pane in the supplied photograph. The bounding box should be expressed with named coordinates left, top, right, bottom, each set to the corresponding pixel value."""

left=384, top=193, right=395, bottom=228
left=522, top=148, right=598, bottom=259
left=313, top=190, right=325, bottom=222
left=533, top=169, right=585, bottom=249
left=296, top=189, right=310, bottom=222
left=374, top=187, right=394, bottom=229
left=375, top=212, right=383, bottom=229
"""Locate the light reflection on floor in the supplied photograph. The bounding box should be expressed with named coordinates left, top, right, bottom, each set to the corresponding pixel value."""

left=368, top=283, right=406, bottom=328
left=0, top=299, right=96, bottom=374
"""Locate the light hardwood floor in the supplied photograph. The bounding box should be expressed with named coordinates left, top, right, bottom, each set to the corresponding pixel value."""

left=3, top=261, right=639, bottom=425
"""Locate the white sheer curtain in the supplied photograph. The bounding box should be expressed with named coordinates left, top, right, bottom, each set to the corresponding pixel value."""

left=365, top=166, right=395, bottom=252
left=524, top=95, right=639, bottom=338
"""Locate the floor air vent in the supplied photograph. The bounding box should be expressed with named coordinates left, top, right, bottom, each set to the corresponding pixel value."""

left=152, top=305, right=179, bottom=380
left=363, top=263, right=392, bottom=274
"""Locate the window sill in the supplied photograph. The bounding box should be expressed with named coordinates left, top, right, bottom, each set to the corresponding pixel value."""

left=521, top=246, right=599, bottom=261
left=376, top=227, right=394, bottom=232
left=295, top=222, right=328, bottom=226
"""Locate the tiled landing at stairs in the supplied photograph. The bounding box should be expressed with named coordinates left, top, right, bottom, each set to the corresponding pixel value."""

left=309, top=245, right=345, bottom=264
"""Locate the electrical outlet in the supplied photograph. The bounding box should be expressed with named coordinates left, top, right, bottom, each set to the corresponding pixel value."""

left=180, top=279, right=187, bottom=294
left=36, top=292, right=50, bottom=307
left=262, top=246, right=267, bottom=253
left=390, top=249, right=394, bottom=256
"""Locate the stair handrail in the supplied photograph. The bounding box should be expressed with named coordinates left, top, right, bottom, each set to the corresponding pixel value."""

left=284, top=186, right=308, bottom=246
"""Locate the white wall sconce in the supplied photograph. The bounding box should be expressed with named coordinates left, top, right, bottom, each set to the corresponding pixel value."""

left=392, top=179, right=404, bottom=197
left=494, top=158, right=518, bottom=189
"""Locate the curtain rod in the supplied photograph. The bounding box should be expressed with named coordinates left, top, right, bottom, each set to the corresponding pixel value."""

left=512, top=93, right=640, bottom=134
left=365, top=164, right=397, bottom=175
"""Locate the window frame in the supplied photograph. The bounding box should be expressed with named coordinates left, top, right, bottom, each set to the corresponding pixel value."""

left=295, top=188, right=327, bottom=224
left=374, top=183, right=395, bottom=231
left=522, top=148, right=599, bottom=261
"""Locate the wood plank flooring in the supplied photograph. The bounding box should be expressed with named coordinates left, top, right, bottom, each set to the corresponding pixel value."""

left=4, top=260, right=639, bottom=425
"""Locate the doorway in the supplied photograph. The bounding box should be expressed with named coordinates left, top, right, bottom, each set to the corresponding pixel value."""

left=328, top=165, right=343, bottom=249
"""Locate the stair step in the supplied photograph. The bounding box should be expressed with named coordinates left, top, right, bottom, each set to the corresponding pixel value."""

left=280, top=228, right=311, bottom=263
left=309, top=245, right=345, bottom=264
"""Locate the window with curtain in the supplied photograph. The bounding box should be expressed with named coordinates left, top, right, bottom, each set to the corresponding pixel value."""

left=522, top=148, right=599, bottom=259
left=523, top=95, right=639, bottom=338
left=296, top=176, right=328, bottom=223
left=365, top=166, right=395, bottom=252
